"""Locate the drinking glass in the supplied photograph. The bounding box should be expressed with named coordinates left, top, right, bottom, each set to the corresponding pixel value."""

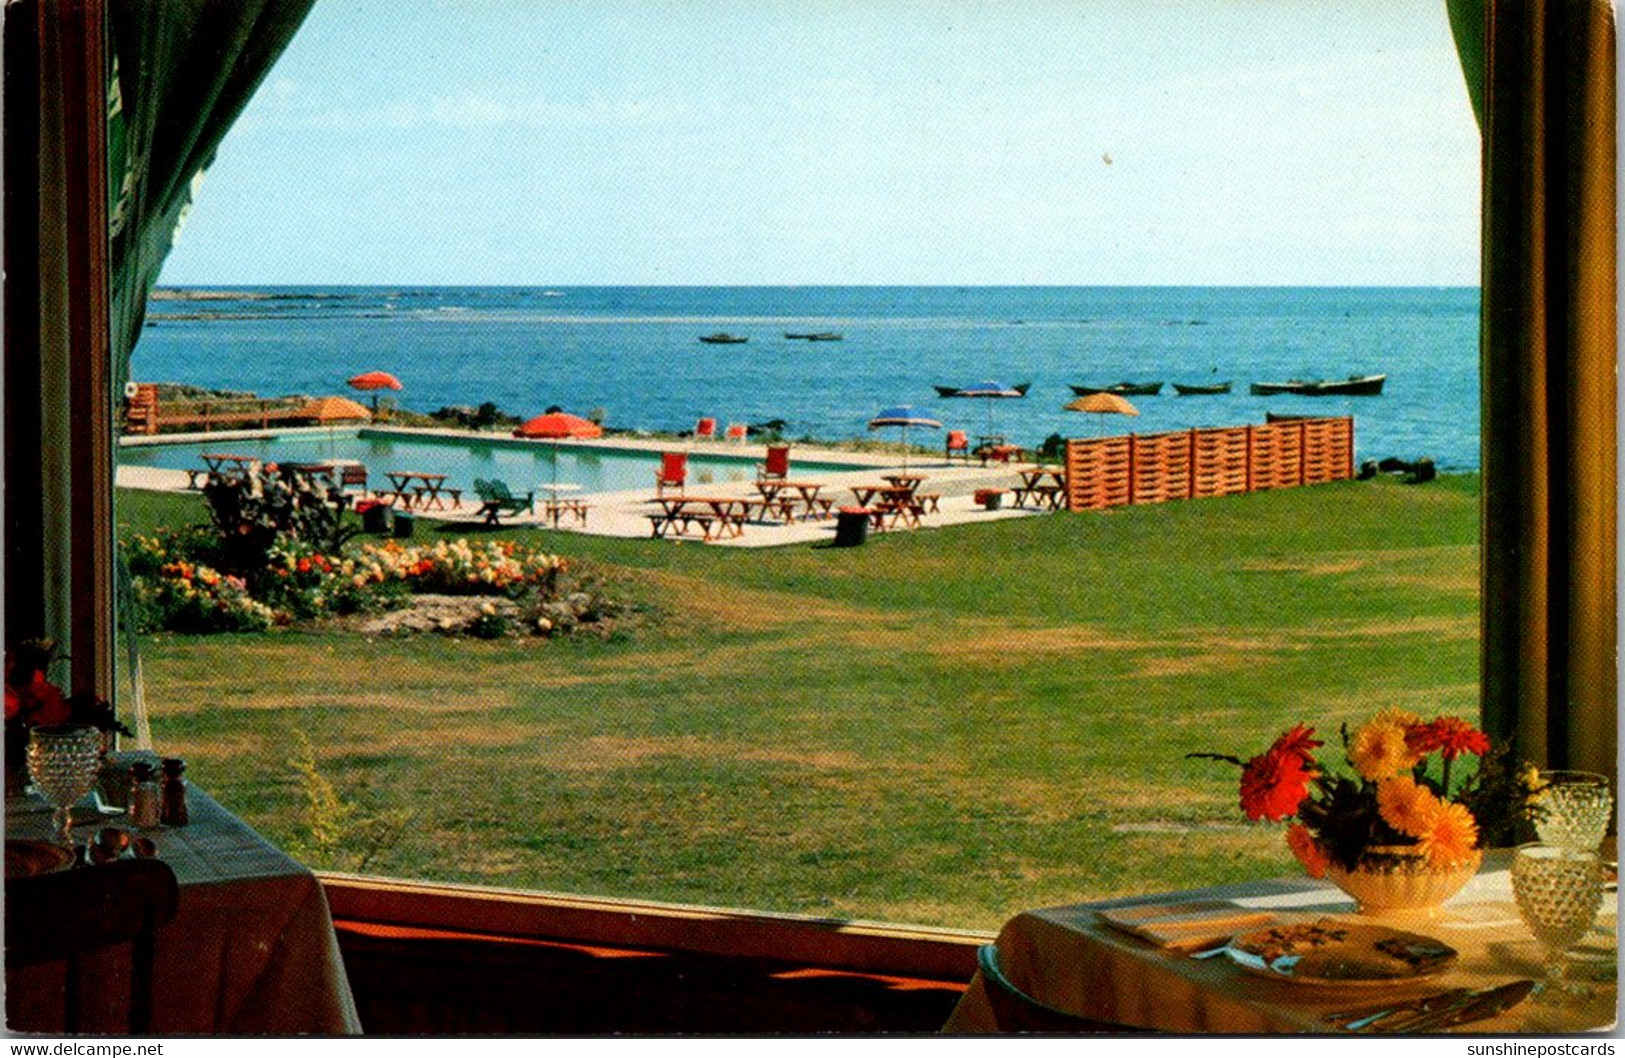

left=1532, top=771, right=1614, bottom=851
left=1512, top=843, right=1605, bottom=995
left=26, top=724, right=102, bottom=846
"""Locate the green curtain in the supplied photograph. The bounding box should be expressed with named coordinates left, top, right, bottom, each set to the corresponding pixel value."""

left=1446, top=0, right=1618, bottom=775
left=106, top=0, right=316, bottom=386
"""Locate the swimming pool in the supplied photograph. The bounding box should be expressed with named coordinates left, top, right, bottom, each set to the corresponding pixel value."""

left=117, top=428, right=869, bottom=495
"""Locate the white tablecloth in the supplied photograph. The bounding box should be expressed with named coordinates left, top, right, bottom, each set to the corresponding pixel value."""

left=7, top=768, right=362, bottom=1035
left=945, top=856, right=1617, bottom=1034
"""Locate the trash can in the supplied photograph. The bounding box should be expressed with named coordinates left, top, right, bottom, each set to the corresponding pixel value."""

left=392, top=509, right=416, bottom=539
left=834, top=506, right=869, bottom=547
left=358, top=501, right=392, bottom=535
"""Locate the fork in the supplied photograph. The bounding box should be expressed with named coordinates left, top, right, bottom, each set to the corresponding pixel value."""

left=1324, top=988, right=1469, bottom=1031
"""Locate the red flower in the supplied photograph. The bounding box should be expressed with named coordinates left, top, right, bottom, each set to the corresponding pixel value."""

left=1406, top=716, right=1491, bottom=761
left=4, top=683, right=19, bottom=721
left=297, top=558, right=312, bottom=573
left=1269, top=724, right=1323, bottom=767
left=1239, top=747, right=1314, bottom=821
left=15, top=671, right=71, bottom=726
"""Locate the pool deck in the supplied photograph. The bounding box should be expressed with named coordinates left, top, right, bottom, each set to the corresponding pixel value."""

left=116, top=427, right=1062, bottom=547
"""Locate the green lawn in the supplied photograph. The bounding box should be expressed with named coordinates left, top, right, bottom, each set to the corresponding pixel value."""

left=117, top=476, right=1481, bottom=930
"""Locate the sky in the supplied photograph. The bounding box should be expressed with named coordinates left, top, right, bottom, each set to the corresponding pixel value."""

left=159, top=0, right=1482, bottom=287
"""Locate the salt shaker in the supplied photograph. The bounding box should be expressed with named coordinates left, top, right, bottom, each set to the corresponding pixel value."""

left=160, top=757, right=189, bottom=827
left=129, top=762, right=161, bottom=829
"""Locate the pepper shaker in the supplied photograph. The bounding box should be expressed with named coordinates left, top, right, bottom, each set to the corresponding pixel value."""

left=129, top=762, right=161, bottom=829
left=160, top=757, right=189, bottom=827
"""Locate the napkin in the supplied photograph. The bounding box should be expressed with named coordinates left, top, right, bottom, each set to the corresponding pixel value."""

left=1095, top=899, right=1280, bottom=952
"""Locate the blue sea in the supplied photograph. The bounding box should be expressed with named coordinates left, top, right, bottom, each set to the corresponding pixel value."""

left=132, top=286, right=1481, bottom=470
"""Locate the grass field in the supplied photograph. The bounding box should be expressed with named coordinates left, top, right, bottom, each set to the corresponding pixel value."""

left=117, top=475, right=1480, bottom=931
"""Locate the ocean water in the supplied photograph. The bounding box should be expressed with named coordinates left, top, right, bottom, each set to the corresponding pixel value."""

left=132, top=286, right=1482, bottom=470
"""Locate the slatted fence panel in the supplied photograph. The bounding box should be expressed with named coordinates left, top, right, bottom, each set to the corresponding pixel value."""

left=1247, top=421, right=1305, bottom=491
left=1301, top=417, right=1355, bottom=484
left=1129, top=431, right=1193, bottom=505
left=1065, top=437, right=1133, bottom=511
left=1191, top=427, right=1251, bottom=498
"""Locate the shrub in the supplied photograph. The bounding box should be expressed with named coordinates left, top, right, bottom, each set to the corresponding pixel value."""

left=131, top=561, right=276, bottom=633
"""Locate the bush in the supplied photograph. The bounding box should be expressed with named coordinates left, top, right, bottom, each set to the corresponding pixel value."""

left=131, top=561, right=276, bottom=634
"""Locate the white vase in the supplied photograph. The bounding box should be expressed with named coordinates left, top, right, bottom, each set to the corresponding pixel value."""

left=1324, top=845, right=1483, bottom=919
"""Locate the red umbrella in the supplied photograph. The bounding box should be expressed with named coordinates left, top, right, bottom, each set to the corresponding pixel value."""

left=513, top=412, right=603, bottom=439
left=514, top=411, right=604, bottom=488
left=346, top=371, right=403, bottom=414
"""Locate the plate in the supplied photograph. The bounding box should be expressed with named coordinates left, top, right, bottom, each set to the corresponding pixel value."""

left=5, top=839, right=73, bottom=879
left=1224, top=919, right=1457, bottom=985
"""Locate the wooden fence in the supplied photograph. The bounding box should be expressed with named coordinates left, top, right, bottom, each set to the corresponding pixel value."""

left=1064, top=417, right=1354, bottom=512
left=121, top=383, right=311, bottom=435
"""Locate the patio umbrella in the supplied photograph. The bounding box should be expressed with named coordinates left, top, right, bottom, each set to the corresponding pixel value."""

left=297, top=395, right=372, bottom=423
left=513, top=410, right=603, bottom=487
left=1063, top=392, right=1139, bottom=435
left=867, top=406, right=942, bottom=471
left=951, top=379, right=1026, bottom=436
left=346, top=370, right=403, bottom=413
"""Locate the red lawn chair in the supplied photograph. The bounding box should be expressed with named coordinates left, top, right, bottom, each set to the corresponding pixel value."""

left=725, top=422, right=748, bottom=442
left=945, top=430, right=970, bottom=461
left=694, top=417, right=717, bottom=439
left=656, top=451, right=688, bottom=495
left=757, top=443, right=791, bottom=480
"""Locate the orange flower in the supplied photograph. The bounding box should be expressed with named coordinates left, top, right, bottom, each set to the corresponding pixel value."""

left=1239, top=748, right=1314, bottom=821
left=1376, top=775, right=1442, bottom=837
left=1285, top=824, right=1329, bottom=878
left=1415, top=801, right=1479, bottom=867
left=1406, top=716, right=1491, bottom=761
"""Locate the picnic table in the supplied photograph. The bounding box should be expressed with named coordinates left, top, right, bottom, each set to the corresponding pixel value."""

left=383, top=470, right=457, bottom=511
left=752, top=479, right=833, bottom=521
left=186, top=452, right=261, bottom=488
left=537, top=483, right=591, bottom=528
left=645, top=495, right=749, bottom=541
left=848, top=484, right=925, bottom=530
left=1012, top=465, right=1067, bottom=510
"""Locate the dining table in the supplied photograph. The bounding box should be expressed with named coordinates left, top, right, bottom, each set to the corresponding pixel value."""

left=943, top=853, right=1617, bottom=1035
left=383, top=470, right=452, bottom=511
left=645, top=495, right=749, bottom=540
left=6, top=759, right=363, bottom=1035
left=751, top=479, right=832, bottom=521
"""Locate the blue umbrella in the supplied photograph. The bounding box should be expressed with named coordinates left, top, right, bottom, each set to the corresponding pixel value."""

left=868, top=405, right=943, bottom=471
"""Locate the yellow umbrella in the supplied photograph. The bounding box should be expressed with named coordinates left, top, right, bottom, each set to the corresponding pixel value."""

left=297, top=395, right=373, bottom=423
left=1063, top=393, right=1140, bottom=416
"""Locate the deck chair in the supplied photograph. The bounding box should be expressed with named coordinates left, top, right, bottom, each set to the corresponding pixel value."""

left=6, top=858, right=180, bottom=1034
left=945, top=430, right=970, bottom=461
left=338, top=463, right=369, bottom=496
left=694, top=417, right=717, bottom=440
left=656, top=451, right=688, bottom=495
left=473, top=478, right=534, bottom=524
left=725, top=422, right=748, bottom=443
left=757, top=443, right=791, bottom=480
left=976, top=945, right=1148, bottom=1035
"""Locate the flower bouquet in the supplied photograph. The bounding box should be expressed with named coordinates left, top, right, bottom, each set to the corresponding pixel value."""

left=1193, top=710, right=1533, bottom=915
left=5, top=638, right=132, bottom=798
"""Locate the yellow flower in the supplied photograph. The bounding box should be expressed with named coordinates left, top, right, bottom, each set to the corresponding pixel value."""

left=1415, top=801, right=1479, bottom=867
left=1376, top=775, right=1442, bottom=837
left=1348, top=707, right=1424, bottom=781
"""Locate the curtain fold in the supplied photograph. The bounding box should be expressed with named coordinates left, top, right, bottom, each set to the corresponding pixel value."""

left=107, top=0, right=316, bottom=385
left=1466, top=0, right=1617, bottom=773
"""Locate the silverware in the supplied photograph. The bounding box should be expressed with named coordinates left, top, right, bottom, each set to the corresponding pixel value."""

left=1326, top=987, right=1468, bottom=1030
left=1376, top=980, right=1536, bottom=1033
left=1190, top=944, right=1232, bottom=960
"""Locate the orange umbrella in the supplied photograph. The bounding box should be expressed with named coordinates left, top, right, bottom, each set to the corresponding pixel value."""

left=514, top=411, right=603, bottom=488
left=347, top=371, right=403, bottom=391
left=297, top=396, right=372, bottom=423
left=347, top=371, right=403, bottom=414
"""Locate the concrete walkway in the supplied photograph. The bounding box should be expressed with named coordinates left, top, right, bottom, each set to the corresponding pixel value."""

left=115, top=430, right=1062, bottom=549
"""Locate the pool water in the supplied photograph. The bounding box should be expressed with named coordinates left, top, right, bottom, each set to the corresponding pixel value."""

left=118, top=429, right=867, bottom=496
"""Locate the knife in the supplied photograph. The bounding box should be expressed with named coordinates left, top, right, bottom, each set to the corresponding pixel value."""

left=1385, top=980, right=1536, bottom=1033
left=1328, top=988, right=1469, bottom=1031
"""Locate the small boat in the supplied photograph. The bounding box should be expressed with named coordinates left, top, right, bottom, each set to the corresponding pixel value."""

left=935, top=381, right=1033, bottom=398
left=1068, top=381, right=1163, bottom=397
left=1172, top=381, right=1232, bottom=395
left=785, top=332, right=844, bottom=341
left=1250, top=374, right=1386, bottom=397
left=699, top=333, right=749, bottom=344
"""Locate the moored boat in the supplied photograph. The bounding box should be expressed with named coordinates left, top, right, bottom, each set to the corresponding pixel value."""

left=699, top=333, right=749, bottom=344
left=1172, top=381, right=1232, bottom=395
left=936, top=381, right=1033, bottom=398
left=784, top=332, right=843, bottom=341
left=1249, top=374, right=1386, bottom=396
left=1068, top=381, right=1163, bottom=396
